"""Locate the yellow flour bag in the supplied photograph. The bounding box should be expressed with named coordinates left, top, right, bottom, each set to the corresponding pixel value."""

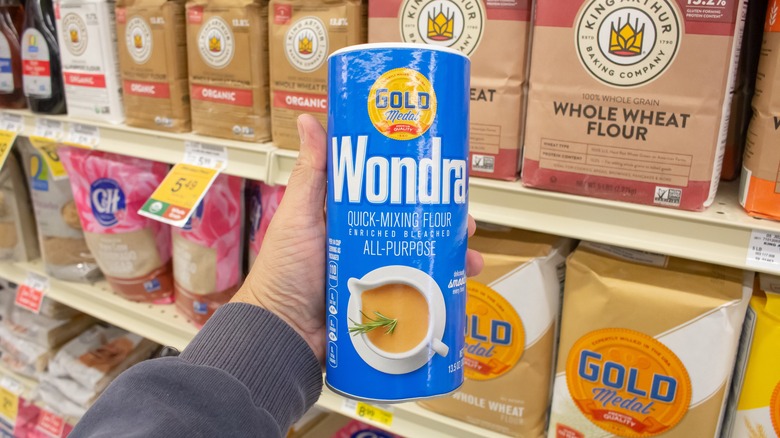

left=419, top=226, right=573, bottom=437
left=550, top=243, right=751, bottom=438
left=723, top=273, right=780, bottom=438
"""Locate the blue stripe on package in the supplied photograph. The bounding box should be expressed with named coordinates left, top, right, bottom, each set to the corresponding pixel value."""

left=325, top=43, right=470, bottom=402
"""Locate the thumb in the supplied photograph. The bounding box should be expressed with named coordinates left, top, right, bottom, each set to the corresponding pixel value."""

left=277, top=114, right=328, bottom=217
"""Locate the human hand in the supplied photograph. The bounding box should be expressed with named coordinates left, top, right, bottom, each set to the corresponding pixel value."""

left=233, top=114, right=484, bottom=362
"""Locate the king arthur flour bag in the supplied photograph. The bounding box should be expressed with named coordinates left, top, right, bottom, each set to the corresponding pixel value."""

left=173, top=174, right=244, bottom=326
left=419, top=226, right=573, bottom=437
left=268, top=0, right=365, bottom=150
left=740, top=0, right=780, bottom=220
left=368, top=0, right=531, bottom=180
left=523, top=0, right=748, bottom=211
left=116, top=0, right=191, bottom=132
left=185, top=0, right=271, bottom=142
left=722, top=274, right=780, bottom=438
left=55, top=0, right=124, bottom=123
left=549, top=243, right=750, bottom=438
left=60, top=147, right=174, bottom=303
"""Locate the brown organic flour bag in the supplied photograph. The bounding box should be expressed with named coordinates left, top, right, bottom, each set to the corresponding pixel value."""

left=0, top=152, right=39, bottom=262
left=268, top=0, right=365, bottom=150
left=186, top=0, right=271, bottom=142
left=419, top=226, right=573, bottom=437
left=116, top=0, right=191, bottom=132
left=548, top=243, right=750, bottom=438
left=368, top=0, right=531, bottom=180
left=523, top=0, right=748, bottom=211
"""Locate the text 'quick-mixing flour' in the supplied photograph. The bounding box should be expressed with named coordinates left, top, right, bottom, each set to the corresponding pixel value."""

left=325, top=43, right=470, bottom=402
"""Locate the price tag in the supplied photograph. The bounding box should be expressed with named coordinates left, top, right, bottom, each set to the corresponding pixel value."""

left=747, top=229, right=780, bottom=271
left=183, top=141, right=228, bottom=171
left=0, top=131, right=17, bottom=170
left=0, top=381, right=19, bottom=426
left=64, top=123, right=99, bottom=149
left=34, top=118, right=64, bottom=141
left=342, top=399, right=394, bottom=427
left=0, top=113, right=23, bottom=133
left=15, top=272, right=49, bottom=314
left=28, top=137, right=68, bottom=180
left=35, top=409, right=64, bottom=438
left=139, top=163, right=221, bottom=227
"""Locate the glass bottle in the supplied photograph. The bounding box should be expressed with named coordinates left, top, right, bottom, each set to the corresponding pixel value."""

left=0, top=0, right=25, bottom=108
left=21, top=0, right=65, bottom=114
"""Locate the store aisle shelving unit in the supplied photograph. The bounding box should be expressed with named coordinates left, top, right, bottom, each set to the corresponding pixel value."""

left=3, top=109, right=780, bottom=436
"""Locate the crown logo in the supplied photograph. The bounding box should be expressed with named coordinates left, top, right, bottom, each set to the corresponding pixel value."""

left=427, top=5, right=454, bottom=41
left=134, top=34, right=143, bottom=49
left=209, top=34, right=221, bottom=53
left=609, top=14, right=643, bottom=56
left=70, top=29, right=79, bottom=43
left=298, top=33, right=313, bottom=55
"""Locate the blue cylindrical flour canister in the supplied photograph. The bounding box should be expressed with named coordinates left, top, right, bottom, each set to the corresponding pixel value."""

left=325, top=43, right=470, bottom=403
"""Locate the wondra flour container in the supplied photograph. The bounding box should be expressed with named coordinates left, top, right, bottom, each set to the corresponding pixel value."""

left=325, top=43, right=470, bottom=402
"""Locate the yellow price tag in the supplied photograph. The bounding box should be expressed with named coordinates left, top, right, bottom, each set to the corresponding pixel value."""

left=139, top=163, right=220, bottom=227
left=0, top=386, right=18, bottom=424
left=28, top=136, right=68, bottom=180
left=0, top=130, right=17, bottom=170
left=355, top=402, right=394, bottom=427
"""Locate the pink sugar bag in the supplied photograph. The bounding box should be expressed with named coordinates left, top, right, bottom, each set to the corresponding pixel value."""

left=59, top=147, right=174, bottom=303
left=173, top=174, right=244, bottom=326
left=247, top=181, right=285, bottom=270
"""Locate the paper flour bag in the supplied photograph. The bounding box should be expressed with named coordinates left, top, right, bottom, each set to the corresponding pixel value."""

left=17, top=138, right=101, bottom=282
left=549, top=243, right=750, bottom=438
left=419, top=226, right=573, bottom=437
left=268, top=0, right=365, bottom=150
left=523, top=0, right=747, bottom=210
left=0, top=151, right=39, bottom=262
left=368, top=0, right=531, bottom=180
left=60, top=147, right=174, bottom=303
left=117, top=0, right=191, bottom=132
left=173, top=174, right=244, bottom=325
left=185, top=0, right=271, bottom=141
left=722, top=274, right=780, bottom=438
left=246, top=180, right=283, bottom=269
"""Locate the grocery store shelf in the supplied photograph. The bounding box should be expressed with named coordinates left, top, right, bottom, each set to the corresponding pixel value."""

left=0, top=260, right=197, bottom=351
left=0, top=260, right=507, bottom=438
left=3, top=109, right=275, bottom=182
left=0, top=365, right=37, bottom=400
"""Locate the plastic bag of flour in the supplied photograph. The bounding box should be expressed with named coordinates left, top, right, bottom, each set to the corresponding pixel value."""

left=17, top=138, right=102, bottom=282
left=246, top=180, right=284, bottom=270
left=173, top=174, right=244, bottom=326
left=60, top=147, right=174, bottom=303
left=549, top=243, right=750, bottom=438
left=419, top=225, right=573, bottom=437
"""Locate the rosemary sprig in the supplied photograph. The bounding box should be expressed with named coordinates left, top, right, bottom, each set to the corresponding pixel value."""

left=348, top=311, right=398, bottom=336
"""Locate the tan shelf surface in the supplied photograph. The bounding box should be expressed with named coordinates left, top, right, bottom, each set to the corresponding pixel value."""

left=0, top=260, right=507, bottom=438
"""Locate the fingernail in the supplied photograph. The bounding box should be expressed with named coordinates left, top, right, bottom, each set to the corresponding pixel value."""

left=297, top=117, right=306, bottom=144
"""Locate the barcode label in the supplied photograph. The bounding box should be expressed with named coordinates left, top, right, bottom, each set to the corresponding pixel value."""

left=472, top=154, right=494, bottom=172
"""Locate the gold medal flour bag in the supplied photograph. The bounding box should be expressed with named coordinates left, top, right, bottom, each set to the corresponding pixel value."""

left=524, top=0, right=747, bottom=211
left=268, top=0, right=365, bottom=150
left=722, top=274, right=780, bottom=438
left=185, top=0, right=271, bottom=142
left=368, top=0, right=531, bottom=180
left=419, top=226, right=573, bottom=437
left=116, top=0, right=191, bottom=132
left=549, top=243, right=750, bottom=438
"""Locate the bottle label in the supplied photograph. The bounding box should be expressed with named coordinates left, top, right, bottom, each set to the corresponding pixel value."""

left=0, top=33, right=14, bottom=94
left=21, top=28, right=52, bottom=98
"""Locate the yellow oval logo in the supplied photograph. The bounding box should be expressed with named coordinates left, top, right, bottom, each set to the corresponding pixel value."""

left=464, top=280, right=524, bottom=381
left=565, top=328, right=692, bottom=437
left=367, top=68, right=437, bottom=141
